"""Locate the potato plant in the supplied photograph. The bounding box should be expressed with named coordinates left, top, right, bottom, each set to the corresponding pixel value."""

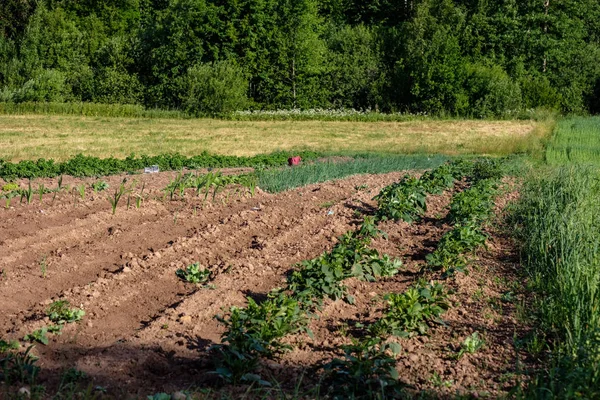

left=370, top=282, right=450, bottom=338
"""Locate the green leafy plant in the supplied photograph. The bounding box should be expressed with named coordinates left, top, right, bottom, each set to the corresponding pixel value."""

left=1, top=182, right=19, bottom=192
left=46, top=300, right=85, bottom=324
left=374, top=175, right=427, bottom=223
left=426, top=222, right=487, bottom=272
left=324, top=337, right=403, bottom=399
left=176, top=263, right=211, bottom=284
left=24, top=328, right=51, bottom=345
left=370, top=282, right=450, bottom=338
left=447, top=179, right=498, bottom=225
left=1, top=191, right=17, bottom=208
left=457, top=332, right=485, bottom=358
left=288, top=217, right=397, bottom=305
left=91, top=180, right=109, bottom=193
left=0, top=344, right=40, bottom=386
left=212, top=291, right=310, bottom=383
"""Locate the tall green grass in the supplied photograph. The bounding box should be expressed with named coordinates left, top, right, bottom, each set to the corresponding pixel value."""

left=546, top=116, right=600, bottom=164
left=513, top=166, right=600, bottom=398
left=257, top=155, right=448, bottom=193
left=0, top=102, right=188, bottom=119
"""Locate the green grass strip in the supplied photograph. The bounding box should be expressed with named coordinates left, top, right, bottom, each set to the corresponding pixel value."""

left=257, top=154, right=449, bottom=193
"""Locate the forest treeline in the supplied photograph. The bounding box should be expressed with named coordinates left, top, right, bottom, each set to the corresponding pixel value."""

left=1, top=0, right=599, bottom=117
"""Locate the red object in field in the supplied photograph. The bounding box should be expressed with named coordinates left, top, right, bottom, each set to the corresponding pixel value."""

left=288, top=156, right=302, bottom=166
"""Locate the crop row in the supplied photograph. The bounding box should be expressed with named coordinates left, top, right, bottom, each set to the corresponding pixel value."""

left=426, top=159, right=504, bottom=275
left=0, top=151, right=321, bottom=181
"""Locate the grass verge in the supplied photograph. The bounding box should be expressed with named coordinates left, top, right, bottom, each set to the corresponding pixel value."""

left=545, top=116, right=600, bottom=165
left=512, top=166, right=600, bottom=398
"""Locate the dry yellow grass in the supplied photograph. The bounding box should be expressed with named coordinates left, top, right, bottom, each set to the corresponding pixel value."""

left=0, top=114, right=550, bottom=161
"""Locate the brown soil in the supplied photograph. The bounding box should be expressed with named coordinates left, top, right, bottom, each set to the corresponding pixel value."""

left=0, top=172, right=533, bottom=398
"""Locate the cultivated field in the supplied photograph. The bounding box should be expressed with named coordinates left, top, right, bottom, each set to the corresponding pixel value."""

left=0, top=115, right=548, bottom=161
left=0, top=157, right=536, bottom=398
left=2, top=114, right=599, bottom=399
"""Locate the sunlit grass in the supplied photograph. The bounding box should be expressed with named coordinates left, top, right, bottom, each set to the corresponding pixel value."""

left=0, top=114, right=548, bottom=162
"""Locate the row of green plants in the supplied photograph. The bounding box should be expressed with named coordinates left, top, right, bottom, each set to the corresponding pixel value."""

left=424, top=160, right=504, bottom=276
left=208, top=161, right=490, bottom=395
left=163, top=171, right=257, bottom=202
left=0, top=151, right=321, bottom=181
left=373, top=160, right=476, bottom=223
left=210, top=217, right=405, bottom=388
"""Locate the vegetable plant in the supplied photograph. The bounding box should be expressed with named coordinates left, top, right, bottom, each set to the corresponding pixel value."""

left=370, top=282, right=449, bottom=338
left=324, top=337, right=403, bottom=399
left=107, top=179, right=130, bottom=215
left=176, top=263, right=211, bottom=284
left=374, top=175, right=427, bottom=223
left=46, top=300, right=85, bottom=324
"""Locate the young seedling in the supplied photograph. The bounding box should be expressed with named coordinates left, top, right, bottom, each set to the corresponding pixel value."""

left=46, top=300, right=85, bottom=324
left=2, top=191, right=17, bottom=208
left=107, top=180, right=130, bottom=215
left=176, top=263, right=211, bottom=284
left=91, top=180, right=109, bottom=193
left=20, top=180, right=34, bottom=204
left=40, top=255, right=48, bottom=278
left=38, top=183, right=46, bottom=201
left=457, top=332, right=485, bottom=359
left=77, top=184, right=86, bottom=201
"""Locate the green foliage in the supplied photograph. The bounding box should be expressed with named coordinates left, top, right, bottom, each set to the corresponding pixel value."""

left=463, top=63, right=522, bottom=118
left=257, top=154, right=448, bottom=193
left=288, top=217, right=400, bottom=305
left=164, top=171, right=257, bottom=201
left=374, top=175, right=427, bottom=223
left=369, top=282, right=449, bottom=338
left=0, top=0, right=599, bottom=114
left=419, top=163, right=456, bottom=195
left=90, top=180, right=108, bottom=192
left=176, top=263, right=211, bottom=284
left=213, top=291, right=310, bottom=382
left=447, top=180, right=498, bottom=225
left=46, top=300, right=85, bottom=324
left=512, top=166, right=600, bottom=397
left=426, top=223, right=487, bottom=272
left=324, top=337, right=403, bottom=399
left=184, top=61, right=249, bottom=115
left=2, top=182, right=18, bottom=191
left=0, top=344, right=40, bottom=386
left=457, top=332, right=485, bottom=359
left=546, top=117, right=600, bottom=166
left=0, top=151, right=321, bottom=180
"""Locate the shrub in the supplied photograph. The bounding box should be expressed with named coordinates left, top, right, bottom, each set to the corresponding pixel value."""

left=184, top=61, right=248, bottom=115
left=464, top=63, right=522, bottom=118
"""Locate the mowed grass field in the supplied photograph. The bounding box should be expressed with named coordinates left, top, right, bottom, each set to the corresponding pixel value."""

left=0, top=114, right=550, bottom=161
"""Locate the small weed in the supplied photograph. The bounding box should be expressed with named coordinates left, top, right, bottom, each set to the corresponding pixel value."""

left=429, top=372, right=454, bottom=388
left=0, top=344, right=40, bottom=385
left=46, top=300, right=85, bottom=324
left=320, top=200, right=335, bottom=208
left=176, top=263, right=211, bottom=284
left=457, top=332, right=485, bottom=358
left=355, top=184, right=369, bottom=191
left=91, top=180, right=109, bottom=193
